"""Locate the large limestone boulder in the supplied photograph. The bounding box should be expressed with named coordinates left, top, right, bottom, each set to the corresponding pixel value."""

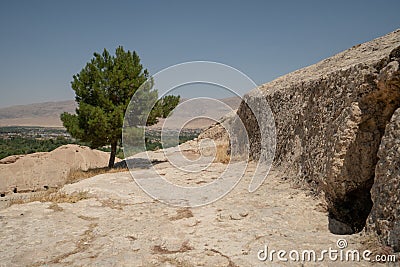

left=0, top=144, right=117, bottom=194
left=367, top=108, right=400, bottom=251
left=237, top=29, right=400, bottom=244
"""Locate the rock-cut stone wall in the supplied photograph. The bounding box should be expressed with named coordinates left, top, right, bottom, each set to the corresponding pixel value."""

left=368, top=107, right=400, bottom=252
left=237, top=30, right=400, bottom=249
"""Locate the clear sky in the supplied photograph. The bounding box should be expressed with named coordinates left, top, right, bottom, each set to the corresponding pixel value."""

left=0, top=0, right=399, bottom=107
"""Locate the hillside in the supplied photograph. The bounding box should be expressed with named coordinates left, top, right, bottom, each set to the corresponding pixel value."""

left=0, top=97, right=241, bottom=129
left=0, top=100, right=76, bottom=127
left=149, top=97, right=241, bottom=129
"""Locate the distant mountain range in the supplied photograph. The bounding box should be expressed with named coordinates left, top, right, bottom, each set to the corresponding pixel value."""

left=0, top=97, right=241, bottom=129
left=0, top=101, right=77, bottom=127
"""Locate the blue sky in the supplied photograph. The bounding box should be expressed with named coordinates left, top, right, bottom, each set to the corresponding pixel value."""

left=0, top=0, right=399, bottom=107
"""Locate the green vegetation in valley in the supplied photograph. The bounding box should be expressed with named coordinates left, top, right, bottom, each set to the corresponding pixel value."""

left=0, top=126, right=200, bottom=160
left=0, top=126, right=85, bottom=160
left=0, top=137, right=72, bottom=159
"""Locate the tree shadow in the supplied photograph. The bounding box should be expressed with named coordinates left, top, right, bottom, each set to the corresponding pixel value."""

left=114, top=158, right=166, bottom=169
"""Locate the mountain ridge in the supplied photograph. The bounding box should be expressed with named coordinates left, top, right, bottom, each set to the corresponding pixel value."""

left=0, top=97, right=240, bottom=128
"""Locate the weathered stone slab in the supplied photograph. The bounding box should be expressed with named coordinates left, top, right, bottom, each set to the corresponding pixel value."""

left=238, top=30, right=400, bottom=241
left=368, top=108, right=400, bottom=252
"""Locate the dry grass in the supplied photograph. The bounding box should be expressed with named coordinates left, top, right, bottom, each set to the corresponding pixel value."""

left=41, top=191, right=89, bottom=203
left=6, top=165, right=127, bottom=208
left=213, top=143, right=230, bottom=164
left=66, top=166, right=128, bottom=184
left=10, top=189, right=89, bottom=206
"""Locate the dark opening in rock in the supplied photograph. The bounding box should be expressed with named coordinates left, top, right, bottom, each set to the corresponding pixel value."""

left=328, top=178, right=374, bottom=234
left=44, top=185, right=49, bottom=190
left=13, top=187, right=17, bottom=193
left=328, top=55, right=400, bottom=235
left=0, top=193, right=5, bottom=197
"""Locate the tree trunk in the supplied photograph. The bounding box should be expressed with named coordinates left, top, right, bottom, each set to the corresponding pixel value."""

left=108, top=141, right=117, bottom=168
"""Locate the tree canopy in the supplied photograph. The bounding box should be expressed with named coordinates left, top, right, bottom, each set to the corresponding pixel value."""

left=61, top=47, right=179, bottom=168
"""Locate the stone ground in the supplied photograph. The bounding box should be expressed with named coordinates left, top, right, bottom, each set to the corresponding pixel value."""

left=0, top=147, right=387, bottom=266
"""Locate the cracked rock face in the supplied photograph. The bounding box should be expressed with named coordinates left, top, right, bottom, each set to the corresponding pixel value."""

left=368, top=108, right=400, bottom=252
left=237, top=30, right=400, bottom=245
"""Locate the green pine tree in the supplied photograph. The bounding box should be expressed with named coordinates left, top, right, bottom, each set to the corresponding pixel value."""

left=61, top=47, right=179, bottom=168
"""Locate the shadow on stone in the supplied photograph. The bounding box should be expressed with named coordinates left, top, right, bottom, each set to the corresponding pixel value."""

left=328, top=180, right=374, bottom=235
left=114, top=158, right=166, bottom=169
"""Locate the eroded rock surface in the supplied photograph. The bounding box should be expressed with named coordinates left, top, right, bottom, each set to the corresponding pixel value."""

left=0, top=144, right=119, bottom=195
left=368, top=108, right=400, bottom=252
left=0, top=159, right=369, bottom=266
left=237, top=30, right=400, bottom=240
